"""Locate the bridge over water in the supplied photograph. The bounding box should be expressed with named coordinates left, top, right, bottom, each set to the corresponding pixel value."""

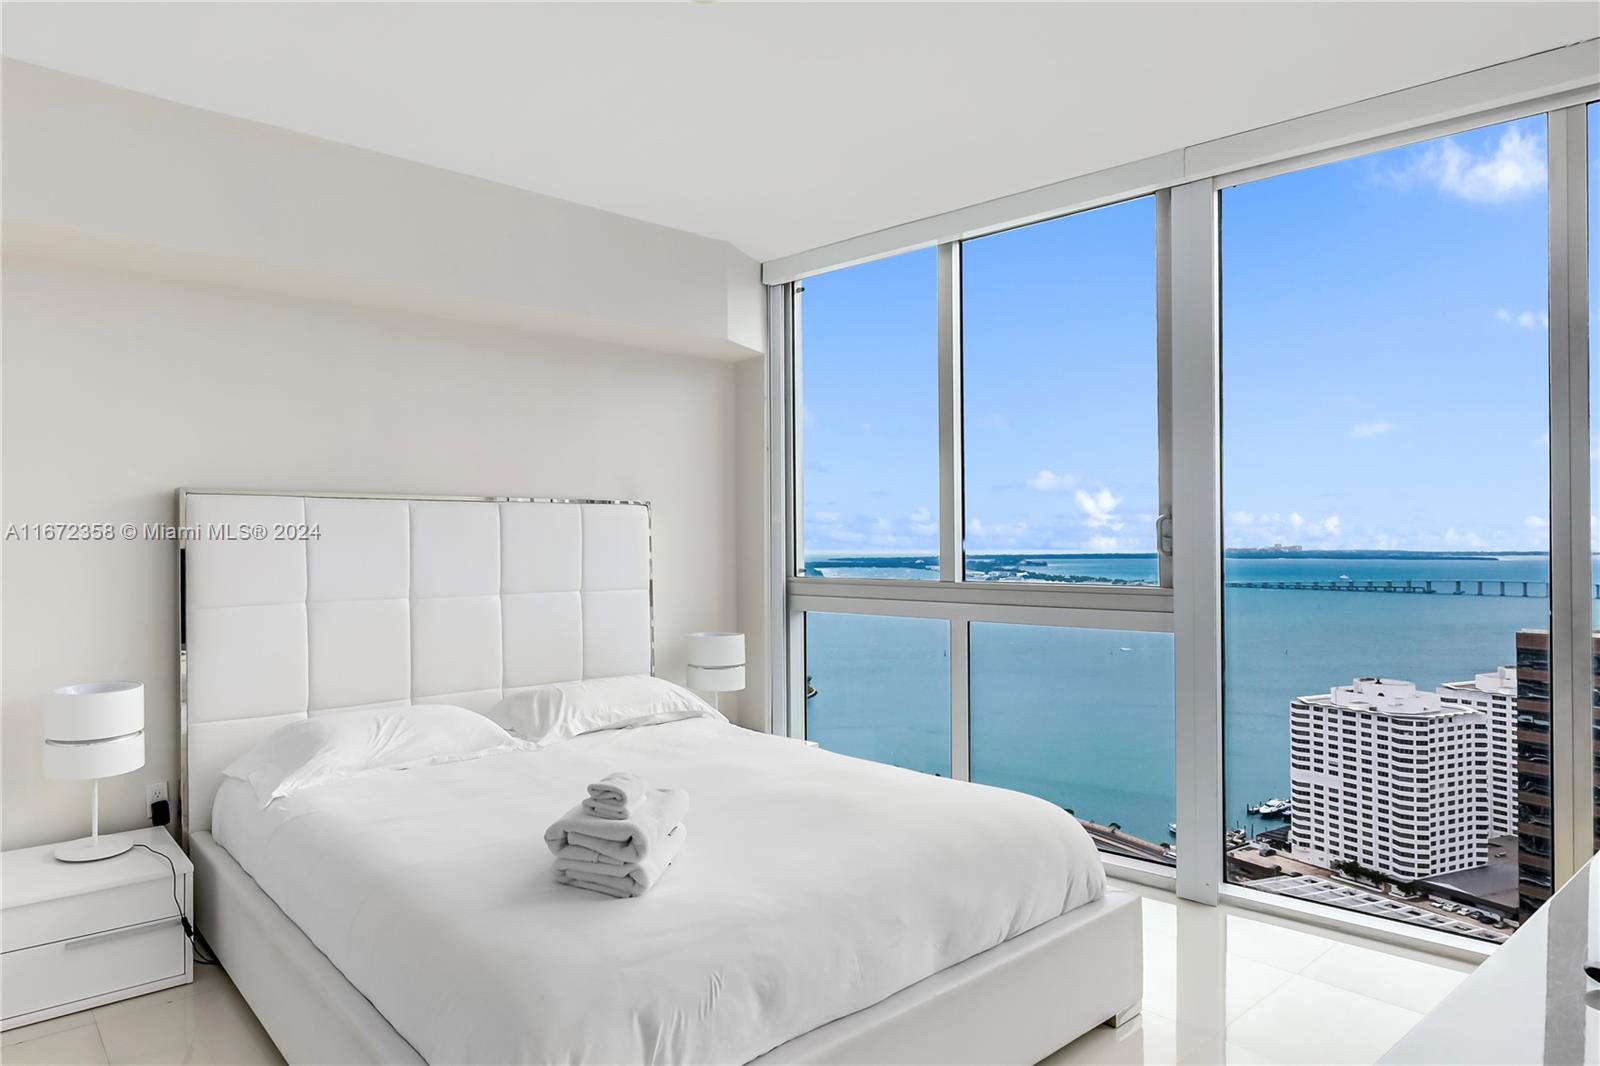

left=1223, top=578, right=1593, bottom=597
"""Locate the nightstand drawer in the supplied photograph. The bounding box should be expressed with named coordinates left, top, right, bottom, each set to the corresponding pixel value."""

left=2, top=918, right=186, bottom=1021
left=1, top=880, right=178, bottom=953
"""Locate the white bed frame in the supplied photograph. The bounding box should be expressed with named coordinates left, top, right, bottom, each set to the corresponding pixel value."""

left=178, top=489, right=1142, bottom=1065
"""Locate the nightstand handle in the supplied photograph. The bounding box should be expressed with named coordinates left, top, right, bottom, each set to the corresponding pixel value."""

left=62, top=917, right=180, bottom=948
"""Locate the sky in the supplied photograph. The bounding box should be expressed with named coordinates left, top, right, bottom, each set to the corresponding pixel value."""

left=800, top=110, right=1581, bottom=558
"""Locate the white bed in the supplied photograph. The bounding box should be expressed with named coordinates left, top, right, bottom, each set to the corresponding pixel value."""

left=179, top=491, right=1142, bottom=1064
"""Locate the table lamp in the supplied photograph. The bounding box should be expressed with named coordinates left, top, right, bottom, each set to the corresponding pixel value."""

left=686, top=632, right=745, bottom=713
left=44, top=681, right=145, bottom=862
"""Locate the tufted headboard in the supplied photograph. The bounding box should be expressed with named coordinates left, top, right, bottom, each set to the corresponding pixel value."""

left=178, top=490, right=653, bottom=843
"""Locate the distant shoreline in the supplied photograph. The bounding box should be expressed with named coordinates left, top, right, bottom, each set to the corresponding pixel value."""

left=806, top=549, right=1555, bottom=562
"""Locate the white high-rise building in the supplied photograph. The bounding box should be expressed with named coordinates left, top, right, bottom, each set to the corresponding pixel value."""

left=1289, top=677, right=1496, bottom=882
left=1435, top=666, right=1517, bottom=836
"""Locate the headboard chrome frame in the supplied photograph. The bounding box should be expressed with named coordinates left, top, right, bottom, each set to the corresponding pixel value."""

left=175, top=488, right=655, bottom=849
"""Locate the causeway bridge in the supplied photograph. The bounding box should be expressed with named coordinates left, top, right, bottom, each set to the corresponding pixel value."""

left=1224, top=579, right=1581, bottom=597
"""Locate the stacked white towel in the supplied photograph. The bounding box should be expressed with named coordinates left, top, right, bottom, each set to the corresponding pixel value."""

left=545, top=773, right=689, bottom=898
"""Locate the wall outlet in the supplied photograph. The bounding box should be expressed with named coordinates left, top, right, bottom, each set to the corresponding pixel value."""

left=146, top=781, right=169, bottom=807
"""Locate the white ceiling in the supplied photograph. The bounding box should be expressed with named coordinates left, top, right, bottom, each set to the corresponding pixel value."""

left=3, top=3, right=1595, bottom=262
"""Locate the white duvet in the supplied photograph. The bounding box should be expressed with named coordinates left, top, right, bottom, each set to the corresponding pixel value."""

left=213, top=718, right=1105, bottom=1065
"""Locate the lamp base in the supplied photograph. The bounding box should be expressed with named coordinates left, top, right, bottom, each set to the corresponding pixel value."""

left=54, top=837, right=133, bottom=863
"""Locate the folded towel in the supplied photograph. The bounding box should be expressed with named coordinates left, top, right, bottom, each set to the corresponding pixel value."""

left=544, top=787, right=690, bottom=864
left=583, top=772, right=649, bottom=820
left=582, top=772, right=648, bottom=820
left=555, top=823, right=687, bottom=898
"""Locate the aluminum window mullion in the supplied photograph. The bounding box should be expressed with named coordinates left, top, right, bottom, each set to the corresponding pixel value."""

left=1549, top=104, right=1592, bottom=885
left=787, top=593, right=1173, bottom=633
left=1170, top=178, right=1224, bottom=906
left=938, top=243, right=964, bottom=584
left=768, top=284, right=796, bottom=737
left=952, top=620, right=971, bottom=781
left=1156, top=189, right=1175, bottom=587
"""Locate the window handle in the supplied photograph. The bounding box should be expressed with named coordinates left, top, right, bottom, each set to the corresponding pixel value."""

left=1156, top=511, right=1174, bottom=556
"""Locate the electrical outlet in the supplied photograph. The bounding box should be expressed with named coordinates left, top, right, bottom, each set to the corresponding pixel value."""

left=146, top=781, right=169, bottom=807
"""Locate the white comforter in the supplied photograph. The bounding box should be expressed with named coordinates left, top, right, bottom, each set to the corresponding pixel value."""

left=213, top=718, right=1105, bottom=1065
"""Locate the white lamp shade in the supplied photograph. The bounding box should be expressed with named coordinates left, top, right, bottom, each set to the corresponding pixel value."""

left=687, top=664, right=746, bottom=692
left=687, top=632, right=745, bottom=692
left=44, top=681, right=145, bottom=781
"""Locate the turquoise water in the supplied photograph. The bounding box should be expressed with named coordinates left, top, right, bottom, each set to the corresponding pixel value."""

left=802, top=553, right=1553, bottom=848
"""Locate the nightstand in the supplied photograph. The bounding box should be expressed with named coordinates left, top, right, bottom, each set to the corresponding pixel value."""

left=1, top=826, right=193, bottom=1030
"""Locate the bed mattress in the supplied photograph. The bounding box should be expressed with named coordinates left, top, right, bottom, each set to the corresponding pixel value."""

left=212, top=718, right=1106, bottom=1065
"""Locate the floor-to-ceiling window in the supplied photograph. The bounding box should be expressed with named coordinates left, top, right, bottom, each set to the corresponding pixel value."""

left=1220, top=116, right=1550, bottom=940
left=788, top=204, right=1176, bottom=867
left=773, top=66, right=1598, bottom=938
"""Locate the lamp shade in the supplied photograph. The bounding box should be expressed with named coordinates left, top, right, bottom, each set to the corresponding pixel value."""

left=686, top=632, right=745, bottom=693
left=44, top=682, right=145, bottom=781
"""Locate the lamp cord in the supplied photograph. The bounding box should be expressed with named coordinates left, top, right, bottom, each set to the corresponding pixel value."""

left=128, top=842, right=218, bottom=966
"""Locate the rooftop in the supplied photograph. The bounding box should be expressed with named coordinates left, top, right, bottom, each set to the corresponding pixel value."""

left=1439, top=666, right=1517, bottom=698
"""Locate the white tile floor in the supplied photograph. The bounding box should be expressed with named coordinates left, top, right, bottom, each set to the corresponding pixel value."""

left=1, top=884, right=1471, bottom=1066
left=1043, top=886, right=1474, bottom=1066
left=1, top=963, right=282, bottom=1066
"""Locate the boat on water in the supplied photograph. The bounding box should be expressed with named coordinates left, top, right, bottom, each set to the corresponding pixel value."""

left=1167, top=822, right=1177, bottom=836
left=1248, top=797, right=1292, bottom=817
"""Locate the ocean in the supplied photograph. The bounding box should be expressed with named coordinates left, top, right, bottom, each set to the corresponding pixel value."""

left=801, top=553, right=1555, bottom=851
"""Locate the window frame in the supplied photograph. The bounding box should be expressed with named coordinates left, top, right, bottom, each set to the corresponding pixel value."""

left=766, top=46, right=1599, bottom=941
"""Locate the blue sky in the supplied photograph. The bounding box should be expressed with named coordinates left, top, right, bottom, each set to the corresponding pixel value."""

left=801, top=114, right=1560, bottom=556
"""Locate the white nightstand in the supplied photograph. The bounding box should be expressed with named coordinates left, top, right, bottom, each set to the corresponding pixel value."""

left=1, top=826, right=193, bottom=1030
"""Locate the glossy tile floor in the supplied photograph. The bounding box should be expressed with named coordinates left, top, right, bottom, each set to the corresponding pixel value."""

left=1044, top=886, right=1474, bottom=1065
left=0, top=963, right=282, bottom=1066
left=1, top=884, right=1471, bottom=1066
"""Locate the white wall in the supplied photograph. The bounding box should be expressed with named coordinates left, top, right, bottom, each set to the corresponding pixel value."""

left=1, top=59, right=772, bottom=850
left=0, top=256, right=755, bottom=849
left=2, top=59, right=765, bottom=360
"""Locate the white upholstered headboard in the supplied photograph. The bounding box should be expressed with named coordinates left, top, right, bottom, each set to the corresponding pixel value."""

left=178, top=490, right=653, bottom=842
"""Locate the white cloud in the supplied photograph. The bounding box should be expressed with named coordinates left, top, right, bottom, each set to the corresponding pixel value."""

left=907, top=506, right=937, bottom=537
left=1288, top=512, right=1305, bottom=529
left=1321, top=515, right=1341, bottom=535
left=1392, top=126, right=1545, bottom=203
left=1028, top=469, right=1077, bottom=492
left=1349, top=421, right=1392, bottom=440
left=1525, top=515, right=1548, bottom=530
left=1086, top=535, right=1122, bottom=552
left=1495, top=308, right=1548, bottom=330
left=1075, top=487, right=1124, bottom=530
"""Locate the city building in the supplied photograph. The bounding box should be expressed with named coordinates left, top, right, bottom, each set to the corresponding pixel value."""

left=1289, top=677, right=1498, bottom=882
left=1437, top=666, right=1518, bottom=835
left=1509, top=630, right=1600, bottom=920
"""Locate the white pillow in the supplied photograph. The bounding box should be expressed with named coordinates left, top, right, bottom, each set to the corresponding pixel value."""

left=485, top=675, right=727, bottom=745
left=223, top=704, right=525, bottom=808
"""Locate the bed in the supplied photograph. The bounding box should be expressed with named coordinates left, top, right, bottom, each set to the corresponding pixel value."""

left=178, top=490, right=1143, bottom=1065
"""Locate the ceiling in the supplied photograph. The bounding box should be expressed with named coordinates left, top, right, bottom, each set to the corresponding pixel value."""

left=3, top=2, right=1595, bottom=263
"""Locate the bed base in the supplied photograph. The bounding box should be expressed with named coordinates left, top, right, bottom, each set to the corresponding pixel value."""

left=193, top=832, right=1142, bottom=1065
